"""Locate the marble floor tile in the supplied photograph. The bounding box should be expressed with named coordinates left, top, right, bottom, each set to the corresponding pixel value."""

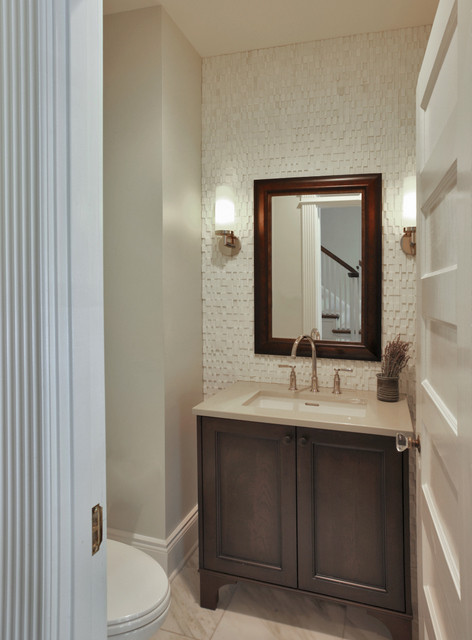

left=159, top=550, right=236, bottom=640
left=151, top=630, right=191, bottom=640
left=148, top=550, right=398, bottom=640
left=212, top=582, right=346, bottom=640
left=343, top=606, right=392, bottom=640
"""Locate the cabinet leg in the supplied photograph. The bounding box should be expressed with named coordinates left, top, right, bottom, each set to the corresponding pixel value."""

left=199, top=570, right=237, bottom=610
left=367, top=609, right=412, bottom=640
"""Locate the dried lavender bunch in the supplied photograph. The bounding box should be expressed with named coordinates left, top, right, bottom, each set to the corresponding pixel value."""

left=380, top=335, right=411, bottom=378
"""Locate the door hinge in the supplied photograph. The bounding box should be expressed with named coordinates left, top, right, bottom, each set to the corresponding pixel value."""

left=92, top=503, right=103, bottom=555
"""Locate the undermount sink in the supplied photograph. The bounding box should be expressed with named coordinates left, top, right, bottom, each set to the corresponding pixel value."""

left=243, top=390, right=367, bottom=418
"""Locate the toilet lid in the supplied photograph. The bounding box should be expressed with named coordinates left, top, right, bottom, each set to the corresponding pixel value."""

left=107, top=540, right=170, bottom=635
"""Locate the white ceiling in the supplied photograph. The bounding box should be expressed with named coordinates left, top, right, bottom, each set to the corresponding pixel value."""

left=103, top=0, right=438, bottom=58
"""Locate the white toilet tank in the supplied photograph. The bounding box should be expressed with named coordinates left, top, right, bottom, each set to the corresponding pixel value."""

left=107, top=539, right=171, bottom=640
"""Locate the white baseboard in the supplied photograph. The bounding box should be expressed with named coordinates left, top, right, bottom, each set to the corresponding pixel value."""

left=107, top=504, right=198, bottom=580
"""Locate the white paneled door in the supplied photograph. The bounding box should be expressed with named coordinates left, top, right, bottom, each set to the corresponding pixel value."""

left=416, top=0, right=472, bottom=638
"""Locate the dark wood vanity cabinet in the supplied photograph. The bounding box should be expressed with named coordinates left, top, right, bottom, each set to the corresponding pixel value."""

left=197, top=416, right=412, bottom=639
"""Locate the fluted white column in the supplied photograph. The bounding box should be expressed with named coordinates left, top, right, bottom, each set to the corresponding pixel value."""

left=1, top=1, right=43, bottom=638
left=299, top=196, right=322, bottom=335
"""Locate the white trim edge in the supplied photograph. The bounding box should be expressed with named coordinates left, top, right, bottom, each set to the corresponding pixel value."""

left=107, top=505, right=199, bottom=580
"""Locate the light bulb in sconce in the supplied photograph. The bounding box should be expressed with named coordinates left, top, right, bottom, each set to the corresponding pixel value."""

left=215, top=185, right=241, bottom=256
left=401, top=176, right=416, bottom=256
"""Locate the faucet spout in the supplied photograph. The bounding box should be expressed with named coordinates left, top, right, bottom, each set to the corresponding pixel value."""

left=291, top=331, right=319, bottom=392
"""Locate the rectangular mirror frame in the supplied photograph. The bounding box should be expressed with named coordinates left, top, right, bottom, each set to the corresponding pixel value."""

left=254, top=173, right=382, bottom=361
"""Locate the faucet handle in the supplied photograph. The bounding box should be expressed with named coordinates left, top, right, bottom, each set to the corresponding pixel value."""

left=311, top=328, right=321, bottom=341
left=279, top=364, right=297, bottom=391
left=332, top=368, right=353, bottom=394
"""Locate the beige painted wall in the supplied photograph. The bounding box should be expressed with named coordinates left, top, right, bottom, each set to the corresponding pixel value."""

left=161, top=11, right=203, bottom=534
left=104, top=6, right=202, bottom=541
left=272, top=195, right=303, bottom=337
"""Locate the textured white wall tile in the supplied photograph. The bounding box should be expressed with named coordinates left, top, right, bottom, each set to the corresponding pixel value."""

left=202, top=27, right=429, bottom=410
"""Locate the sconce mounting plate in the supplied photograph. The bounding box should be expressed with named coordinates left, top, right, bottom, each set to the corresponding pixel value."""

left=400, top=227, right=416, bottom=256
left=216, top=229, right=241, bottom=256
left=218, top=235, right=241, bottom=256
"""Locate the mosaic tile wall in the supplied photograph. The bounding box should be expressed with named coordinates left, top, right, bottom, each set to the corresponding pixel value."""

left=202, top=26, right=430, bottom=409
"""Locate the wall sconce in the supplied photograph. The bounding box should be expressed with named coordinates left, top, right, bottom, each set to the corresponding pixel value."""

left=215, top=185, right=241, bottom=256
left=400, top=176, right=416, bottom=256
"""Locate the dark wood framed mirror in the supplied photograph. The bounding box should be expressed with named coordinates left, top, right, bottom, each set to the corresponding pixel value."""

left=254, top=173, right=382, bottom=360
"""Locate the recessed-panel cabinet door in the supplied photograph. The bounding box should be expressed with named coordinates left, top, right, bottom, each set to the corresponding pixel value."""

left=297, top=428, right=407, bottom=611
left=199, top=417, right=297, bottom=587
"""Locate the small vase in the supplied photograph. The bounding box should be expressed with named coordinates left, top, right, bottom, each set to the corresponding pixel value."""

left=376, top=374, right=399, bottom=402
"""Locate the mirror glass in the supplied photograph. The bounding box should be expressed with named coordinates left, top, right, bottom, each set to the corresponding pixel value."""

left=272, top=193, right=362, bottom=342
left=254, top=174, right=382, bottom=361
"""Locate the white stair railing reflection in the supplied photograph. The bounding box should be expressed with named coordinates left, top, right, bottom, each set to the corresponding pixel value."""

left=321, top=248, right=361, bottom=340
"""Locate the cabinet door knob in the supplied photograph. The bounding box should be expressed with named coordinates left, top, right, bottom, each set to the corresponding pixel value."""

left=396, top=432, right=421, bottom=453
left=283, top=434, right=293, bottom=444
left=299, top=436, right=308, bottom=446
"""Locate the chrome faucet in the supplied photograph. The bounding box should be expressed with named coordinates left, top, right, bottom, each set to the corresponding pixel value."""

left=291, top=331, right=319, bottom=392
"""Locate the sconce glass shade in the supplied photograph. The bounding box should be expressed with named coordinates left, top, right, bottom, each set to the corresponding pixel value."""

left=215, top=185, right=235, bottom=231
left=402, top=176, right=417, bottom=228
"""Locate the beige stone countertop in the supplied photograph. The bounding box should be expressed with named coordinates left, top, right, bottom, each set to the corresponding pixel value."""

left=193, top=380, right=413, bottom=437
